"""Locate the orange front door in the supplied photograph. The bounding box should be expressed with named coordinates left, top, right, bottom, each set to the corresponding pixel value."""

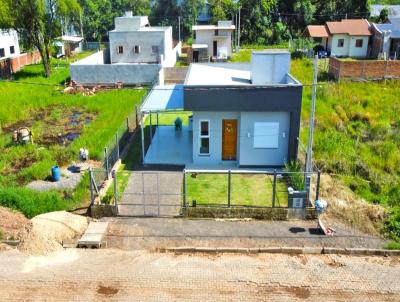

left=222, top=120, right=238, bottom=161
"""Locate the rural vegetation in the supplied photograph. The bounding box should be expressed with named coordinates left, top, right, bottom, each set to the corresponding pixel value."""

left=0, top=55, right=145, bottom=217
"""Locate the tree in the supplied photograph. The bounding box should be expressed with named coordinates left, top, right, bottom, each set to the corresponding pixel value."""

left=180, top=0, right=205, bottom=39
left=238, top=0, right=277, bottom=45
left=0, top=0, right=81, bottom=77
left=150, top=0, right=180, bottom=38
left=208, top=0, right=237, bottom=24
left=378, top=7, right=389, bottom=22
left=293, top=0, right=315, bottom=33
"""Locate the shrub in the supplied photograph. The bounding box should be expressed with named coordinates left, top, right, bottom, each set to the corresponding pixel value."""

left=384, top=207, right=400, bottom=241
left=284, top=161, right=305, bottom=191
left=383, top=241, right=400, bottom=250
left=0, top=228, right=3, bottom=241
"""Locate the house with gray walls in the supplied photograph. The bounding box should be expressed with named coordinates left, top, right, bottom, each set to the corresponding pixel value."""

left=70, top=12, right=181, bottom=86
left=140, top=50, right=303, bottom=168
left=371, top=17, right=400, bottom=59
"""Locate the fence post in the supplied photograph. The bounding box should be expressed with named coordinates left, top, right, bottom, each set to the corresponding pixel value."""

left=272, top=170, right=277, bottom=208
left=316, top=169, right=321, bottom=201
left=135, top=105, right=139, bottom=128
left=183, top=170, right=187, bottom=208
left=116, top=132, right=120, bottom=160
left=126, top=117, right=129, bottom=132
left=112, top=170, right=119, bottom=211
left=227, top=170, right=231, bottom=208
left=89, top=167, right=94, bottom=206
left=104, top=147, right=109, bottom=178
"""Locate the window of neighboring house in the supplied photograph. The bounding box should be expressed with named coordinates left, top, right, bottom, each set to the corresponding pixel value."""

left=151, top=46, right=159, bottom=54
left=10, top=46, right=15, bottom=54
left=134, top=45, right=140, bottom=53
left=0, top=48, right=5, bottom=58
left=199, top=120, right=210, bottom=155
left=117, top=46, right=123, bottom=54
left=355, top=39, right=363, bottom=48
left=215, top=29, right=219, bottom=36
left=337, top=39, right=344, bottom=48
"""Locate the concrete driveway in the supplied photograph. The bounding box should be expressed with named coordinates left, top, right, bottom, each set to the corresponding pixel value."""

left=103, top=217, right=386, bottom=250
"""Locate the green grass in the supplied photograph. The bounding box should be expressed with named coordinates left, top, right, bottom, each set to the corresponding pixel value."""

left=231, top=48, right=400, bottom=240
left=383, top=241, right=400, bottom=250
left=0, top=55, right=146, bottom=216
left=186, top=173, right=288, bottom=207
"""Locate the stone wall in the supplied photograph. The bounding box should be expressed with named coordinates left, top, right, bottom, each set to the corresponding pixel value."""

left=328, top=57, right=400, bottom=80
left=0, top=51, right=41, bottom=77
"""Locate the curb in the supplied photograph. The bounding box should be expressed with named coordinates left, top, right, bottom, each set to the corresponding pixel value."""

left=162, top=246, right=400, bottom=256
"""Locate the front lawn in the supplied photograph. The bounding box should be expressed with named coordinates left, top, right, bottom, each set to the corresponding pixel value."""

left=186, top=173, right=288, bottom=207
left=0, top=55, right=146, bottom=216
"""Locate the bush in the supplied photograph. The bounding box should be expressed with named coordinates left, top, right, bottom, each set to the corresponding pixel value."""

left=384, top=207, right=400, bottom=241
left=0, top=187, right=71, bottom=218
left=383, top=241, right=400, bottom=250
left=284, top=161, right=305, bottom=191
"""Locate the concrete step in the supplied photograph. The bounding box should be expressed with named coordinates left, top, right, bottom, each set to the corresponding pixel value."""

left=77, top=221, right=109, bottom=249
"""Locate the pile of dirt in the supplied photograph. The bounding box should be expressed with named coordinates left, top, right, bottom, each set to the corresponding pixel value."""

left=0, top=207, right=29, bottom=240
left=311, top=174, right=387, bottom=236
left=19, top=211, right=89, bottom=255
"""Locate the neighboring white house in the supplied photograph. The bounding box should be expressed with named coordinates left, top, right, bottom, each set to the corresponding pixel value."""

left=0, top=29, right=20, bottom=60
left=305, top=19, right=372, bottom=58
left=54, top=36, right=84, bottom=58
left=192, top=21, right=235, bottom=61
left=371, top=17, right=400, bottom=59
left=70, top=12, right=181, bottom=86
left=109, top=13, right=178, bottom=67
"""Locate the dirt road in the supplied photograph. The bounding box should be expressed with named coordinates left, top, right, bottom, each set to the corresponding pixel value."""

left=0, top=249, right=399, bottom=301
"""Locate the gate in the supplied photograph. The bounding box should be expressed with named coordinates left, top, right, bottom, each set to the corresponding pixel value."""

left=116, top=171, right=183, bottom=217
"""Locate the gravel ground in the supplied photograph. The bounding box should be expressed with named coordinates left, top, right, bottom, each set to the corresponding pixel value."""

left=0, top=249, right=399, bottom=301
left=27, top=168, right=83, bottom=191
left=103, top=217, right=387, bottom=250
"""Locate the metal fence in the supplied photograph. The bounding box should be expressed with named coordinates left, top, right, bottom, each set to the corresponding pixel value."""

left=183, top=169, right=321, bottom=209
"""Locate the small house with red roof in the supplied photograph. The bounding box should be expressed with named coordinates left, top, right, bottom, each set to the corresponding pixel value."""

left=305, top=19, right=372, bottom=58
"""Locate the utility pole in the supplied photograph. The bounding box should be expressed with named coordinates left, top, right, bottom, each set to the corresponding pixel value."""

left=178, top=16, right=181, bottom=41
left=306, top=55, right=318, bottom=173
left=238, top=7, right=241, bottom=51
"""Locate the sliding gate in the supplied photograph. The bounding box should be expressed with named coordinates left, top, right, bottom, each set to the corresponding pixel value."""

left=116, top=171, right=183, bottom=217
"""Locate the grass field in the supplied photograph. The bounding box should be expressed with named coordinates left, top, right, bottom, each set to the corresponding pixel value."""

left=186, top=173, right=288, bottom=207
left=231, top=49, right=400, bottom=240
left=0, top=55, right=146, bottom=216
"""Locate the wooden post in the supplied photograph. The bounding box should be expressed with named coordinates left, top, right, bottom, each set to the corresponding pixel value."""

left=104, top=147, right=109, bottom=178
left=116, top=133, right=120, bottom=160
left=126, top=117, right=129, bottom=132
left=135, top=105, right=139, bottom=128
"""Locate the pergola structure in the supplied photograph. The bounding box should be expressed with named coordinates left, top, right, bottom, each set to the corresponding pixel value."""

left=139, top=84, right=190, bottom=165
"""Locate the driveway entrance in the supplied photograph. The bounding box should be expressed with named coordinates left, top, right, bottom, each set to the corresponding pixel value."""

left=117, top=171, right=183, bottom=217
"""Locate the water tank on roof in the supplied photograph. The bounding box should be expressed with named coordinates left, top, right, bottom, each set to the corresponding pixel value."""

left=251, top=50, right=291, bottom=85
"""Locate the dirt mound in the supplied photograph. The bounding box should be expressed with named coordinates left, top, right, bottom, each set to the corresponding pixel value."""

left=19, top=211, right=88, bottom=255
left=0, top=206, right=29, bottom=240
left=311, top=174, right=387, bottom=236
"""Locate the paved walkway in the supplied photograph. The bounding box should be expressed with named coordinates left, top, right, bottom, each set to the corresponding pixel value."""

left=104, top=218, right=386, bottom=250
left=0, top=249, right=398, bottom=301
left=118, top=171, right=182, bottom=217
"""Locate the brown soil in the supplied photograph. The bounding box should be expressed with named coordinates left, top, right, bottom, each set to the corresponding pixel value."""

left=0, top=206, right=29, bottom=241
left=310, top=173, right=387, bottom=236
left=97, top=285, right=119, bottom=296
left=2, top=105, right=97, bottom=147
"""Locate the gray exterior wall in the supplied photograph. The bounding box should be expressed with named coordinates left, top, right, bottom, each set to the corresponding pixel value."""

left=239, top=112, right=290, bottom=166
left=70, top=50, right=161, bottom=85
left=184, top=85, right=302, bottom=165
left=192, top=111, right=240, bottom=165
left=192, top=111, right=290, bottom=166
left=110, top=30, right=166, bottom=64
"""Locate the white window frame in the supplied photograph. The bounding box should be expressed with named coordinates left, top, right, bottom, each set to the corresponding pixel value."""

left=134, top=45, right=141, bottom=53
left=199, top=120, right=210, bottom=155
left=117, top=45, right=123, bottom=54
left=337, top=39, right=344, bottom=48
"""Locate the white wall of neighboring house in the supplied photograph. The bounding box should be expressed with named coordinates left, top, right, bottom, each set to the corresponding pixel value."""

left=0, top=29, right=20, bottom=59
left=328, top=34, right=369, bottom=57
left=194, top=29, right=233, bottom=58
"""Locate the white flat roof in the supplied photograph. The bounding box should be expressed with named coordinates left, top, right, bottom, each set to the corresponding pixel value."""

left=192, top=44, right=208, bottom=49
left=141, top=84, right=184, bottom=112
left=184, top=63, right=252, bottom=86
left=192, top=25, right=235, bottom=31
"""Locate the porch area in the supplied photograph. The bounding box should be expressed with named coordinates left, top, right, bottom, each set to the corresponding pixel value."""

left=144, top=125, right=192, bottom=165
